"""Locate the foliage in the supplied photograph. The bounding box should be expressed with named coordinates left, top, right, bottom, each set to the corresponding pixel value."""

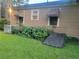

left=31, top=27, right=49, bottom=41
left=22, top=26, right=50, bottom=41
left=11, top=26, right=52, bottom=41
left=12, top=25, right=23, bottom=34
left=12, top=27, right=20, bottom=34
left=0, top=18, right=9, bottom=30
left=22, top=26, right=32, bottom=37
left=64, top=35, right=79, bottom=43
left=12, top=0, right=28, bottom=6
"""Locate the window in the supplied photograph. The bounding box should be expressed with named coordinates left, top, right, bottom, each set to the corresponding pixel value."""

left=32, top=15, right=38, bottom=20
left=33, top=10, right=38, bottom=14
left=31, top=9, right=39, bottom=20
left=48, top=16, right=59, bottom=27
left=50, top=16, right=58, bottom=25
left=18, top=16, right=23, bottom=25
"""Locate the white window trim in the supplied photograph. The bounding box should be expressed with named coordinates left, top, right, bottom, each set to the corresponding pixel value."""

left=48, top=17, right=50, bottom=26
left=23, top=11, right=26, bottom=25
left=21, top=17, right=24, bottom=25
left=48, top=17, right=60, bottom=27
left=57, top=18, right=60, bottom=27
left=31, top=9, right=39, bottom=20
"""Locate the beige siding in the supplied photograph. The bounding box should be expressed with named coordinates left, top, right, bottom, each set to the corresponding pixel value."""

left=5, top=0, right=18, bottom=25
left=0, top=3, right=1, bottom=17
left=55, top=5, right=79, bottom=37
left=23, top=9, right=49, bottom=27
left=23, top=8, right=59, bottom=27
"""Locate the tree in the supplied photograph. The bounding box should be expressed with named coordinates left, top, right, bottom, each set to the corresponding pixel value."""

left=12, top=0, right=29, bottom=6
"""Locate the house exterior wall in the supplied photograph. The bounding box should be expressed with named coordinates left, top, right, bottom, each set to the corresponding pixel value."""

left=23, top=8, right=49, bottom=27
left=16, top=8, right=59, bottom=27
left=0, top=3, right=1, bottom=18
left=0, top=2, right=1, bottom=15
left=6, top=4, right=79, bottom=37
left=55, top=5, right=79, bottom=37
left=21, top=5, right=79, bottom=37
left=5, top=0, right=17, bottom=25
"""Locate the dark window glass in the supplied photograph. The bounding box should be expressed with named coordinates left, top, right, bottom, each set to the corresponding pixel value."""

left=33, top=11, right=38, bottom=14
left=33, top=15, right=38, bottom=20
left=49, top=16, right=58, bottom=25
left=19, top=17, right=23, bottom=24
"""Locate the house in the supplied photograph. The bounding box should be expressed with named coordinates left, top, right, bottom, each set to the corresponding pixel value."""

left=0, top=3, right=1, bottom=18
left=0, top=0, right=9, bottom=18
left=3, top=0, right=79, bottom=37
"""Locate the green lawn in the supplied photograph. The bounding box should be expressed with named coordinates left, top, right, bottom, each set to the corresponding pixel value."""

left=0, top=31, right=79, bottom=59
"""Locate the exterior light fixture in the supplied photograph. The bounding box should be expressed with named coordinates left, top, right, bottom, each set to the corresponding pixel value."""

left=9, top=8, right=12, bottom=13
left=8, top=8, right=12, bottom=25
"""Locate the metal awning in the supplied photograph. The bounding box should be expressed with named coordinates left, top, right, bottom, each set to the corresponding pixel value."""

left=48, top=14, right=59, bottom=17
left=14, top=14, right=22, bottom=17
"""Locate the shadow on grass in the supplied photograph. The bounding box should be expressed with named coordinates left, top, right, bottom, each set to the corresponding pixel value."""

left=65, top=36, right=79, bottom=45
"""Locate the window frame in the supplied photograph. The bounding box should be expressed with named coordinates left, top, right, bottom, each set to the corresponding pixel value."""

left=48, top=16, right=60, bottom=27
left=31, top=9, right=39, bottom=20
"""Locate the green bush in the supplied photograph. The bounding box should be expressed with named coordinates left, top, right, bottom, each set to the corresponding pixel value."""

left=11, top=26, right=52, bottom=41
left=0, top=18, right=9, bottom=30
left=22, top=27, right=50, bottom=41
left=12, top=25, right=23, bottom=34
left=64, top=35, right=79, bottom=43
left=22, top=27, right=33, bottom=37
left=31, top=27, right=49, bottom=41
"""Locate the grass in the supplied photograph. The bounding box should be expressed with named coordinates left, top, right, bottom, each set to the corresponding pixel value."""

left=0, top=31, right=79, bottom=59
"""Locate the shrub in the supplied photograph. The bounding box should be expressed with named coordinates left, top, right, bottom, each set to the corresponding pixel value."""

left=11, top=26, right=52, bottom=41
left=0, top=18, right=9, bottom=30
left=12, top=25, right=23, bottom=34
left=22, top=26, right=33, bottom=37
left=31, top=27, right=49, bottom=41
left=64, top=35, right=79, bottom=43
left=22, top=26, right=50, bottom=41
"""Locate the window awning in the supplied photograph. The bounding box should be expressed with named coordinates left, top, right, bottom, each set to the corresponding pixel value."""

left=14, top=14, right=22, bottom=17
left=14, top=14, right=19, bottom=16
left=48, top=8, right=60, bottom=17
left=48, top=14, right=59, bottom=17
